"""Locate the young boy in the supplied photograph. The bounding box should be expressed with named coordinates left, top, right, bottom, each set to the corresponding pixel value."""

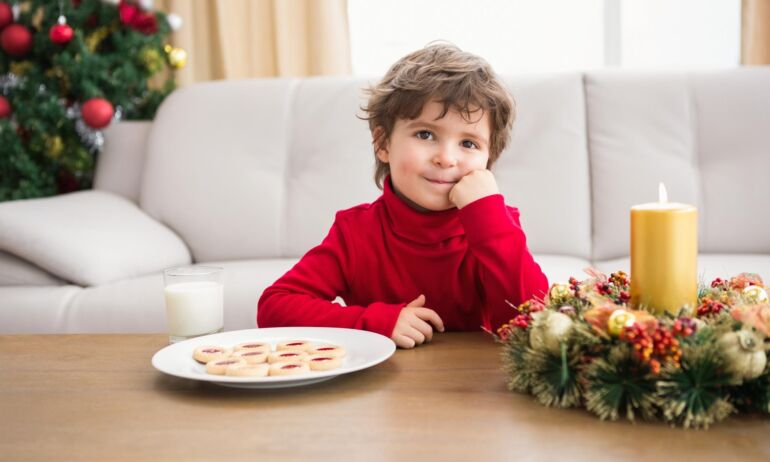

left=257, top=43, right=548, bottom=348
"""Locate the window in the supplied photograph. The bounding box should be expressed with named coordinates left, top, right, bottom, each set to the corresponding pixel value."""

left=347, top=0, right=741, bottom=75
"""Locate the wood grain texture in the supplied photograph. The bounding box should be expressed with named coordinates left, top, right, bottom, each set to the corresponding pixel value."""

left=1, top=333, right=769, bottom=461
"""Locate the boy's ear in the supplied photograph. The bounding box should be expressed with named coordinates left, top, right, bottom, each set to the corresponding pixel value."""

left=373, top=126, right=389, bottom=163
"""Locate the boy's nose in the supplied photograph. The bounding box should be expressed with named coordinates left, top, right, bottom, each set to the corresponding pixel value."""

left=432, top=147, right=457, bottom=168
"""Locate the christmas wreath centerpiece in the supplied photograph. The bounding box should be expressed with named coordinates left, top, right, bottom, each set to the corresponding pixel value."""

left=491, top=269, right=770, bottom=429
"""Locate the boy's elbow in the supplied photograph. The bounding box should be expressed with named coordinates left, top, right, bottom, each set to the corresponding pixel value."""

left=256, top=288, right=279, bottom=327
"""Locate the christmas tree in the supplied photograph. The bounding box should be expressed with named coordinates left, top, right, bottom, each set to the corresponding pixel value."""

left=0, top=0, right=186, bottom=201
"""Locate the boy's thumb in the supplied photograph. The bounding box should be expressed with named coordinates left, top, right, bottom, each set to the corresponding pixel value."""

left=406, top=294, right=425, bottom=307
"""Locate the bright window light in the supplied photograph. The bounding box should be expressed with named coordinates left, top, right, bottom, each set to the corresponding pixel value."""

left=347, top=0, right=741, bottom=75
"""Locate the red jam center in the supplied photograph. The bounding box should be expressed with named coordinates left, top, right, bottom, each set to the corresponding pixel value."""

left=244, top=344, right=263, bottom=348
left=243, top=352, right=263, bottom=356
left=218, top=360, right=238, bottom=365
left=287, top=342, right=304, bottom=346
left=311, top=357, right=332, bottom=362
left=202, top=349, right=221, bottom=353
left=318, top=347, right=335, bottom=351
left=282, top=365, right=300, bottom=369
left=281, top=353, right=298, bottom=357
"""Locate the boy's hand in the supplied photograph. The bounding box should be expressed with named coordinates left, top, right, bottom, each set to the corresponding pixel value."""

left=391, top=294, right=445, bottom=349
left=448, top=169, right=499, bottom=209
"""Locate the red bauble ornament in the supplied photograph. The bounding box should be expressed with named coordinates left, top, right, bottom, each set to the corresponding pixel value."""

left=0, top=95, right=11, bottom=118
left=1, top=24, right=33, bottom=56
left=0, top=2, right=13, bottom=31
left=82, top=98, right=114, bottom=129
left=49, top=16, right=74, bottom=44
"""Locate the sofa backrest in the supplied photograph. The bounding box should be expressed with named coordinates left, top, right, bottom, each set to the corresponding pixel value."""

left=585, top=68, right=770, bottom=261
left=139, top=74, right=592, bottom=262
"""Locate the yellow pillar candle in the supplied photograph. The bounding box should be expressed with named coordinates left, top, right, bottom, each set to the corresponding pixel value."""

left=630, top=183, right=698, bottom=315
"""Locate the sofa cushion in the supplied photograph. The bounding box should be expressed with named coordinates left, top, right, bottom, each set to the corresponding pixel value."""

left=0, top=251, right=64, bottom=286
left=594, top=254, right=770, bottom=286
left=690, top=69, right=770, bottom=253
left=533, top=254, right=592, bottom=285
left=284, top=77, right=382, bottom=257
left=141, top=79, right=298, bottom=262
left=65, top=259, right=298, bottom=333
left=496, top=74, right=591, bottom=259
left=586, top=72, right=701, bottom=261
left=0, top=190, right=191, bottom=286
left=0, top=285, right=81, bottom=333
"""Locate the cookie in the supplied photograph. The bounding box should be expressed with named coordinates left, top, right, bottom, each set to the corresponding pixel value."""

left=225, top=363, right=270, bottom=377
left=276, top=340, right=313, bottom=352
left=205, top=357, right=246, bottom=375
left=267, top=350, right=308, bottom=364
left=306, top=354, right=342, bottom=371
left=308, top=345, right=346, bottom=358
left=233, top=342, right=271, bottom=354
left=233, top=350, right=268, bottom=364
left=269, top=361, right=310, bottom=376
left=193, top=346, right=232, bottom=364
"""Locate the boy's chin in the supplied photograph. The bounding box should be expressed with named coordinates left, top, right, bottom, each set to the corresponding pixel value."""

left=408, top=196, right=456, bottom=212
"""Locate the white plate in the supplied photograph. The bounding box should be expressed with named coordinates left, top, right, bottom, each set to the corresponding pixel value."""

left=151, top=327, right=396, bottom=389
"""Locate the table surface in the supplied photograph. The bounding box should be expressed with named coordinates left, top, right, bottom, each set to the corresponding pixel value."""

left=1, top=332, right=769, bottom=461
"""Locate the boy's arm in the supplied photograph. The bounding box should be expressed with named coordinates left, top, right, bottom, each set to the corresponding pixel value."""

left=457, top=195, right=549, bottom=333
left=257, top=215, right=404, bottom=337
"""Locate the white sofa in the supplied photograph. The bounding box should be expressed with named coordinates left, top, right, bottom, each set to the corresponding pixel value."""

left=1, top=70, right=769, bottom=334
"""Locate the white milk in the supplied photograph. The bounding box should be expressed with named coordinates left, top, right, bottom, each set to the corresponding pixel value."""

left=164, top=281, right=224, bottom=338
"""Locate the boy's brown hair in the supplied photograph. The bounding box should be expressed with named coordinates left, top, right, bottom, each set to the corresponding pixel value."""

left=362, top=43, right=515, bottom=189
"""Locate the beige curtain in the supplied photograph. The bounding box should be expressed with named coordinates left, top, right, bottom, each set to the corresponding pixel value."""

left=742, top=0, right=770, bottom=64
left=156, top=0, right=352, bottom=85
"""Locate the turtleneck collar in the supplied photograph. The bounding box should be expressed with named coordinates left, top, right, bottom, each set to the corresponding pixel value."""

left=381, top=176, right=465, bottom=244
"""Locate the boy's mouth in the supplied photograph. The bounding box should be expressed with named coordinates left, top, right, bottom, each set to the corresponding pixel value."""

left=425, top=177, right=458, bottom=185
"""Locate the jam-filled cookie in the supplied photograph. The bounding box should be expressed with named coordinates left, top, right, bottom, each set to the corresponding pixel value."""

left=225, top=363, right=270, bottom=377
left=276, top=340, right=313, bottom=352
left=306, top=354, right=342, bottom=371
left=205, top=357, right=246, bottom=375
left=267, top=350, right=308, bottom=364
left=269, top=361, right=310, bottom=376
left=233, top=350, right=268, bottom=364
left=233, top=342, right=271, bottom=354
left=308, top=345, right=346, bottom=358
left=193, top=346, right=232, bottom=364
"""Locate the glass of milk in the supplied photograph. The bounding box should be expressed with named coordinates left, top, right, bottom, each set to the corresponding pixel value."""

left=163, top=266, right=224, bottom=343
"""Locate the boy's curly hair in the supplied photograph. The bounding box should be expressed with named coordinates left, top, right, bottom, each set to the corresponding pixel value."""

left=361, top=43, right=515, bottom=189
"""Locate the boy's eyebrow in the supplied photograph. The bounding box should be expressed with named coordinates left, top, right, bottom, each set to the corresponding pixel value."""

left=405, top=120, right=489, bottom=146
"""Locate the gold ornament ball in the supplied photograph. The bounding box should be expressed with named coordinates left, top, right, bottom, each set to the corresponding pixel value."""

left=166, top=46, right=187, bottom=70
left=549, top=284, right=571, bottom=301
left=46, top=136, right=64, bottom=158
left=607, top=309, right=636, bottom=337
left=743, top=285, right=769, bottom=304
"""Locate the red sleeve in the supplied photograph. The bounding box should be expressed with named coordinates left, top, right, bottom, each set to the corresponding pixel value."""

left=257, top=213, right=404, bottom=338
left=458, top=194, right=549, bottom=332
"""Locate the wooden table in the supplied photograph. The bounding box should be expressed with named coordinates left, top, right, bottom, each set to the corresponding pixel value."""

left=1, top=333, right=769, bottom=461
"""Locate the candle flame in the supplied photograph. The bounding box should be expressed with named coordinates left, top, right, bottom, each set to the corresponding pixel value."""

left=658, top=182, right=668, bottom=203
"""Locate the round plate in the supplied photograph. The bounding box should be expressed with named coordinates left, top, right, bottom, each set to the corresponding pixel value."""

left=151, top=327, right=396, bottom=389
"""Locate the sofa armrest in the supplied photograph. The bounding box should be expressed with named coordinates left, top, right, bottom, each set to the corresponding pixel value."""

left=94, top=121, right=152, bottom=204
left=0, top=190, right=191, bottom=286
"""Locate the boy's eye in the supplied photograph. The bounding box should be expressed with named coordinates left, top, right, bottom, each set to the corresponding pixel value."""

left=416, top=130, right=433, bottom=140
left=462, top=140, right=478, bottom=149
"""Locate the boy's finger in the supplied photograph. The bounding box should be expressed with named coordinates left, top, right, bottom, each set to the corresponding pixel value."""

left=396, top=334, right=416, bottom=349
left=415, top=308, right=445, bottom=332
left=404, top=325, right=426, bottom=345
left=406, top=294, right=425, bottom=307
left=412, top=318, right=433, bottom=342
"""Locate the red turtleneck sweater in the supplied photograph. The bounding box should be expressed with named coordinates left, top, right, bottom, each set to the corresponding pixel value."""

left=257, top=178, right=548, bottom=337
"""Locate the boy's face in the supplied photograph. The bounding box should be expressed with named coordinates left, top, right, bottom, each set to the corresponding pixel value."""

left=377, top=101, right=491, bottom=212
